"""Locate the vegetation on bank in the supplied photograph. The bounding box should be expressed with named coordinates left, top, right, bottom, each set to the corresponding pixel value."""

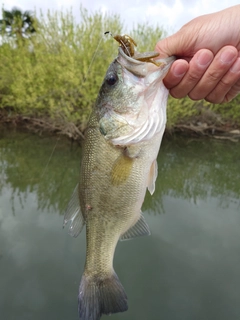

left=0, top=6, right=240, bottom=139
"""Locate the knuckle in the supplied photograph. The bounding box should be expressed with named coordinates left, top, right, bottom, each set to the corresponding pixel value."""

left=188, top=85, right=207, bottom=100
left=224, top=94, right=235, bottom=103
left=205, top=97, right=220, bottom=104
left=187, top=72, right=201, bottom=83
left=205, top=93, right=223, bottom=104
left=222, top=96, right=231, bottom=103
left=188, top=92, right=202, bottom=101
left=206, top=76, right=240, bottom=103
left=225, top=84, right=240, bottom=103
left=170, top=88, right=187, bottom=99
left=206, top=70, right=220, bottom=83
left=163, top=77, right=174, bottom=89
left=218, top=77, right=233, bottom=88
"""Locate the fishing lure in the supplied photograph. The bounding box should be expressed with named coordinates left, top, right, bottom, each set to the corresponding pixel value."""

left=105, top=32, right=161, bottom=66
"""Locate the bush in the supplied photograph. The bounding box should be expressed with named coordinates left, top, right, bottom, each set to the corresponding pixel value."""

left=0, top=6, right=240, bottom=134
left=0, top=7, right=123, bottom=127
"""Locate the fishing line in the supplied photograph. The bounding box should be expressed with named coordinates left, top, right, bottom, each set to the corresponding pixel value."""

left=40, top=136, right=60, bottom=179
left=82, top=33, right=107, bottom=83
left=41, top=33, right=108, bottom=178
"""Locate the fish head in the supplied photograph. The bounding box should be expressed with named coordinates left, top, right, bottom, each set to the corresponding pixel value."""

left=95, top=47, right=175, bottom=146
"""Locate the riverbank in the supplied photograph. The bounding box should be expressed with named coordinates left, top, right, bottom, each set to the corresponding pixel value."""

left=1, top=8, right=240, bottom=142
left=1, top=110, right=239, bottom=142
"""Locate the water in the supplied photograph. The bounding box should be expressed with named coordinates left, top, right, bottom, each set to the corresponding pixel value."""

left=0, top=129, right=240, bottom=320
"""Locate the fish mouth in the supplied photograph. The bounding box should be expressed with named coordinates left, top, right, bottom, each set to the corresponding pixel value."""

left=117, top=47, right=175, bottom=78
left=98, top=49, right=175, bottom=146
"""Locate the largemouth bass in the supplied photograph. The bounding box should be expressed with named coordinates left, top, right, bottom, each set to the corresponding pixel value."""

left=63, top=35, right=175, bottom=320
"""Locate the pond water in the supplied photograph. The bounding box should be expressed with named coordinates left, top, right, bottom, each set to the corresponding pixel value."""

left=0, top=129, right=240, bottom=320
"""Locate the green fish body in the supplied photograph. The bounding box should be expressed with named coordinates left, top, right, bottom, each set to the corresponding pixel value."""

left=64, top=45, right=175, bottom=320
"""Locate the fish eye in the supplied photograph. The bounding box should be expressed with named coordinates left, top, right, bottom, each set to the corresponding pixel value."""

left=106, top=72, right=118, bottom=86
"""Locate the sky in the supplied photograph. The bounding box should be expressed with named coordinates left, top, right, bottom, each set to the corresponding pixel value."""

left=0, top=0, right=239, bottom=34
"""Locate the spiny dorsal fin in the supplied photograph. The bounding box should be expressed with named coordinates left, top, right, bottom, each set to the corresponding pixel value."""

left=147, top=159, right=158, bottom=195
left=120, top=214, right=151, bottom=241
left=63, top=183, right=85, bottom=238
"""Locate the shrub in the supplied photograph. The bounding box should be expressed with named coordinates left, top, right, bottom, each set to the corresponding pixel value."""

left=0, top=7, right=123, bottom=127
left=0, top=6, right=239, bottom=134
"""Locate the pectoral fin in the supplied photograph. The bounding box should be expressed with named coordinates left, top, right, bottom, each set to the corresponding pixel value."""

left=63, top=183, right=85, bottom=237
left=147, top=159, right=158, bottom=195
left=120, top=213, right=151, bottom=241
left=111, top=154, right=134, bottom=186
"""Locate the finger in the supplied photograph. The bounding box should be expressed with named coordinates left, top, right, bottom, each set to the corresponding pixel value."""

left=205, top=57, right=240, bottom=103
left=163, top=59, right=189, bottom=89
left=169, top=49, right=214, bottom=99
left=224, top=78, right=240, bottom=103
left=189, top=46, right=238, bottom=101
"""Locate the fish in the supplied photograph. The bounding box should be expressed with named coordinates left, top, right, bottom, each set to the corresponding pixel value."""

left=63, top=34, right=175, bottom=320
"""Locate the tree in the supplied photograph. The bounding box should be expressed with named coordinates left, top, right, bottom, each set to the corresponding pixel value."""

left=0, top=7, right=37, bottom=41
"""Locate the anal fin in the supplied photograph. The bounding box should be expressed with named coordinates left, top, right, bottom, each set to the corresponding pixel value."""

left=120, top=214, right=151, bottom=241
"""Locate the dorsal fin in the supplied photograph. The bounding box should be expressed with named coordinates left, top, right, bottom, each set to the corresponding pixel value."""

left=63, top=184, right=85, bottom=238
left=120, top=214, right=150, bottom=241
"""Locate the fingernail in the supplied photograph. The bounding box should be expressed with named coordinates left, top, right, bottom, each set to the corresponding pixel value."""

left=172, top=63, right=187, bottom=77
left=220, top=49, right=236, bottom=64
left=197, top=51, right=213, bottom=67
left=230, top=57, right=240, bottom=73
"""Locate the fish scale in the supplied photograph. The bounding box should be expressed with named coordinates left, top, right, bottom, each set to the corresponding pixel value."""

left=63, top=36, right=175, bottom=320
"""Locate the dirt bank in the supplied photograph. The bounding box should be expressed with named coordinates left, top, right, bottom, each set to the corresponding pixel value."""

left=1, top=112, right=240, bottom=142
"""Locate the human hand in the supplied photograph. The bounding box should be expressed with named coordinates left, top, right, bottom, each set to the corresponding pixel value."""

left=155, top=5, right=240, bottom=103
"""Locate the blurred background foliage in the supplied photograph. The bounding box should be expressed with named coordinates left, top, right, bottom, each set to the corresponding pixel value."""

left=0, top=6, right=240, bottom=135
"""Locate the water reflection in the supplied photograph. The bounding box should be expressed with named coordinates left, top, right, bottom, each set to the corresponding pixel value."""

left=144, top=136, right=240, bottom=213
left=0, top=129, right=82, bottom=215
left=0, top=129, right=240, bottom=320
left=1, top=130, right=239, bottom=216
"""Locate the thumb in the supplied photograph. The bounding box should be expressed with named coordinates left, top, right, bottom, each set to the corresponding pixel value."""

left=155, top=29, right=195, bottom=59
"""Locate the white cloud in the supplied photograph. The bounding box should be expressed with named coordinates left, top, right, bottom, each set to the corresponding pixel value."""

left=1, top=0, right=240, bottom=32
left=99, top=4, right=108, bottom=15
left=146, top=0, right=184, bottom=31
left=147, top=0, right=183, bottom=19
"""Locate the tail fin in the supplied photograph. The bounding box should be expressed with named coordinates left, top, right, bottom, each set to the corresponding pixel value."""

left=78, top=272, right=128, bottom=320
